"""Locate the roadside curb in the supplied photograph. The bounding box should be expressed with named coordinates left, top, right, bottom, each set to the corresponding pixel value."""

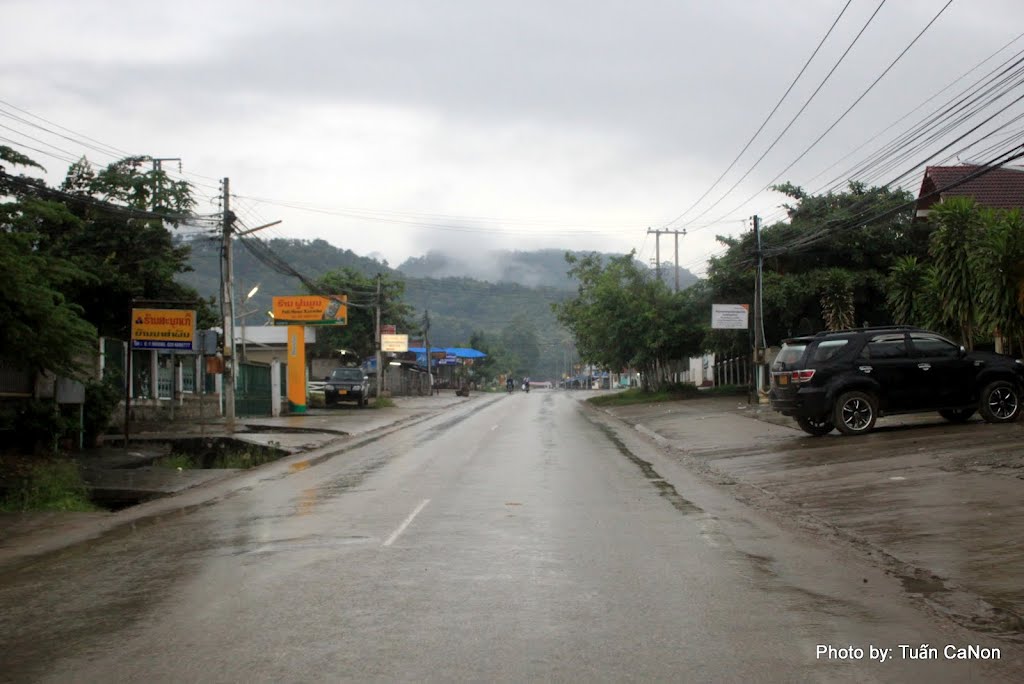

left=0, top=397, right=488, bottom=577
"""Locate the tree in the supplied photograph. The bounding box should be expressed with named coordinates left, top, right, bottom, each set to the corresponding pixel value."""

left=929, top=198, right=982, bottom=349
left=706, top=182, right=919, bottom=346
left=0, top=147, right=96, bottom=375
left=818, top=269, right=855, bottom=331
left=971, top=208, right=1024, bottom=354
left=310, top=269, right=413, bottom=361
left=556, top=251, right=706, bottom=391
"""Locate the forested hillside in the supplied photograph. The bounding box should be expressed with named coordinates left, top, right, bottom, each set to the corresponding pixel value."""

left=177, top=237, right=579, bottom=378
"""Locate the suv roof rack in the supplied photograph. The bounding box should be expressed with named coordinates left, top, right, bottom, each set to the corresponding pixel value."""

left=813, top=325, right=920, bottom=336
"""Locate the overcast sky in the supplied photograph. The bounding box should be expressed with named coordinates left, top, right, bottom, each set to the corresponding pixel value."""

left=3, top=0, right=1023, bottom=276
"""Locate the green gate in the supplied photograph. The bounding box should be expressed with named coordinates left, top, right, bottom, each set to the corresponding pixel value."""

left=235, top=361, right=272, bottom=416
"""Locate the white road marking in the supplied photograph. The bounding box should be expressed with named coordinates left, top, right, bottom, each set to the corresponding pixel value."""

left=382, top=499, right=431, bottom=547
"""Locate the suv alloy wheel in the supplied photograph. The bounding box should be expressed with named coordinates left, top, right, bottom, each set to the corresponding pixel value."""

left=833, top=390, right=877, bottom=435
left=796, top=415, right=834, bottom=436
left=979, top=380, right=1021, bottom=423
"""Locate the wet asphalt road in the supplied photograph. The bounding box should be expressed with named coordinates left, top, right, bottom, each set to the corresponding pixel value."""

left=0, top=391, right=1016, bottom=682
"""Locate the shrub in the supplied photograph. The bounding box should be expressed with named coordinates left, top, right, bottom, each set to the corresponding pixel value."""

left=0, top=459, right=97, bottom=512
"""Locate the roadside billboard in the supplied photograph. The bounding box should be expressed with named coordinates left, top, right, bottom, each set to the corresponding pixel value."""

left=131, top=309, right=196, bottom=350
left=271, top=295, right=347, bottom=325
left=711, top=304, right=749, bottom=330
left=381, top=334, right=409, bottom=352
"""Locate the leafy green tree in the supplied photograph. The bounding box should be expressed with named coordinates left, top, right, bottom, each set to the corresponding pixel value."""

left=0, top=147, right=96, bottom=375
left=556, top=251, right=706, bottom=390
left=310, top=269, right=413, bottom=361
left=707, top=182, right=919, bottom=345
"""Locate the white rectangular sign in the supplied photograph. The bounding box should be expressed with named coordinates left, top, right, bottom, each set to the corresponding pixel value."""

left=381, top=333, right=409, bottom=352
left=712, top=304, right=749, bottom=330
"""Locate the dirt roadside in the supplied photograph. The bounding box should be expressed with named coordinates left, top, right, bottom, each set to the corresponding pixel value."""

left=594, top=394, right=1024, bottom=643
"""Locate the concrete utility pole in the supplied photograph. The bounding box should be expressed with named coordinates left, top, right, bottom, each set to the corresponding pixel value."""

left=149, top=157, right=181, bottom=211
left=221, top=178, right=236, bottom=431
left=375, top=274, right=383, bottom=400
left=647, top=227, right=687, bottom=291
left=752, top=215, right=765, bottom=399
left=422, top=309, right=433, bottom=395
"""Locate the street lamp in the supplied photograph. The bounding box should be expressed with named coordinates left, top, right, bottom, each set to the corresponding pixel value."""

left=239, top=284, right=260, bottom=361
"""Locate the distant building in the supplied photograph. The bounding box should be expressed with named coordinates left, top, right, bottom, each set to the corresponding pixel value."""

left=915, top=164, right=1024, bottom=221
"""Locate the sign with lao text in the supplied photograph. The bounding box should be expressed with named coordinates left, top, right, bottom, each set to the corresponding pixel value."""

left=131, top=309, right=196, bottom=350
left=711, top=304, right=749, bottom=330
left=272, top=295, right=347, bottom=325
left=381, top=324, right=397, bottom=335
left=381, top=334, right=409, bottom=352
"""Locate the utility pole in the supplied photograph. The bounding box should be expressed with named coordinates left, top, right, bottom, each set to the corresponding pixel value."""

left=647, top=227, right=686, bottom=290
left=375, top=274, right=383, bottom=400
left=221, top=178, right=236, bottom=431
left=752, top=215, right=765, bottom=400
left=422, top=309, right=433, bottom=395
left=150, top=157, right=181, bottom=211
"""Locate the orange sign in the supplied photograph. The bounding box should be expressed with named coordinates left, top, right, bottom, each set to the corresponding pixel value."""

left=271, top=295, right=347, bottom=325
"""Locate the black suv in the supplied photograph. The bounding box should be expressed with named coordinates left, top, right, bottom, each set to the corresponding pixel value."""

left=323, top=367, right=370, bottom=407
left=769, top=326, right=1024, bottom=436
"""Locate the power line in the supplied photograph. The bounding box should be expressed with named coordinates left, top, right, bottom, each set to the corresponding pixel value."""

left=677, top=0, right=890, bottom=231
left=663, top=0, right=854, bottom=229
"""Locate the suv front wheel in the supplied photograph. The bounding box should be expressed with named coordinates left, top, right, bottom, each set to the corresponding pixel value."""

left=979, top=380, right=1021, bottom=423
left=833, top=391, right=878, bottom=435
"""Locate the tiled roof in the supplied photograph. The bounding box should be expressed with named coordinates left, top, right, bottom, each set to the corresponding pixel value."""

left=917, top=165, right=1024, bottom=210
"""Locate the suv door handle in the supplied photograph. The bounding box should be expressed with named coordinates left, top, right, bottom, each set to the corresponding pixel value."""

left=858, top=366, right=872, bottom=374
left=918, top=363, right=931, bottom=371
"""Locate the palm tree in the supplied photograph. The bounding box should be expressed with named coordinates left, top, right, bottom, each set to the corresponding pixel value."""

left=819, top=269, right=855, bottom=331
left=886, top=256, right=926, bottom=325
left=971, top=208, right=1024, bottom=355
left=929, top=198, right=982, bottom=349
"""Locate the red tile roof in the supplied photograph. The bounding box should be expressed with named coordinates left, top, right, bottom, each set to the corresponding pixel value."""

left=917, top=165, right=1024, bottom=212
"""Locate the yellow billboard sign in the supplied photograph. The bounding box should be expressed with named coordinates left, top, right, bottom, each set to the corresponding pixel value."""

left=131, top=309, right=196, bottom=350
left=271, top=295, right=347, bottom=325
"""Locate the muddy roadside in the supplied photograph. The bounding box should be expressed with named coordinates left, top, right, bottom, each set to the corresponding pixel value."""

left=594, top=395, right=1024, bottom=642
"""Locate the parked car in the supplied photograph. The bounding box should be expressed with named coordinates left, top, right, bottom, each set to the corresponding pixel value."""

left=324, top=367, right=369, bottom=407
left=769, top=326, right=1024, bottom=436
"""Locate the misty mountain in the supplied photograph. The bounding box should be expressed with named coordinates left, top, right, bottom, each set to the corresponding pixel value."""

left=176, top=237, right=572, bottom=376
left=177, top=238, right=699, bottom=378
left=397, top=249, right=699, bottom=291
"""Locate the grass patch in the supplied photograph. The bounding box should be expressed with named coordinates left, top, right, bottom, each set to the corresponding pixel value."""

left=587, top=384, right=749, bottom=407
left=0, top=459, right=98, bottom=512
left=372, top=397, right=396, bottom=408
left=154, top=453, right=194, bottom=470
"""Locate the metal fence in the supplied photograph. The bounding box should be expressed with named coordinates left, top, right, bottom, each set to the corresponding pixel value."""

left=711, top=356, right=752, bottom=387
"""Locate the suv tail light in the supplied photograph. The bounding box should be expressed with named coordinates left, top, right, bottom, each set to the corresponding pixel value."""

left=792, top=369, right=816, bottom=383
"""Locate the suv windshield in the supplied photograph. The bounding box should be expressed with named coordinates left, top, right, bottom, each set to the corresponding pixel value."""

left=330, top=369, right=364, bottom=381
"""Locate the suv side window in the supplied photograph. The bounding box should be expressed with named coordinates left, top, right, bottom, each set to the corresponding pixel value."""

left=910, top=334, right=960, bottom=359
left=860, top=334, right=908, bottom=360
left=811, top=339, right=848, bottom=363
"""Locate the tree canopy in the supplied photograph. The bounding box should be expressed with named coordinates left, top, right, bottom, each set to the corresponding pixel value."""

left=0, top=148, right=213, bottom=375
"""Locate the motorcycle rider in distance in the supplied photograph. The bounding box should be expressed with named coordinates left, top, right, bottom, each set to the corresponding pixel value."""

left=506, top=376, right=515, bottom=393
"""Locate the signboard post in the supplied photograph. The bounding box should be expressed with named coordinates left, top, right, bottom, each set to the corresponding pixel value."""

left=271, top=295, right=347, bottom=326
left=711, top=304, right=749, bottom=330
left=130, top=309, right=197, bottom=350
left=270, top=295, right=348, bottom=412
